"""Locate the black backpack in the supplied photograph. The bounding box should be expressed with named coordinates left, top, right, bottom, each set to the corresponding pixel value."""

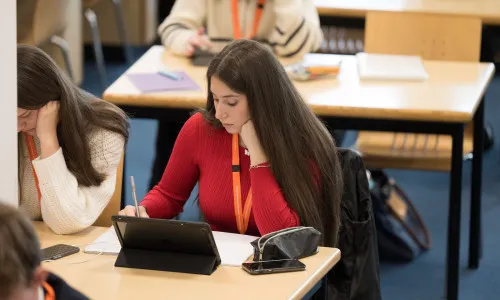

left=368, top=169, right=431, bottom=262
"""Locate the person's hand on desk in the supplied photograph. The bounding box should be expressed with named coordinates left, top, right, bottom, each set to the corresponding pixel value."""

left=186, top=27, right=212, bottom=56
left=119, top=205, right=150, bottom=218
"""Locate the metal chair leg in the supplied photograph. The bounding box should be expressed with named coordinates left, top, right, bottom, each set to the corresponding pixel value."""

left=111, top=0, right=133, bottom=63
left=50, top=35, right=74, bottom=81
left=84, top=8, right=108, bottom=89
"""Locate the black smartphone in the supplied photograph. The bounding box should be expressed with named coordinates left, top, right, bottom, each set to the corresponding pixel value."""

left=191, top=47, right=215, bottom=66
left=192, top=56, right=214, bottom=66
left=241, top=259, right=306, bottom=275
left=41, top=244, right=80, bottom=261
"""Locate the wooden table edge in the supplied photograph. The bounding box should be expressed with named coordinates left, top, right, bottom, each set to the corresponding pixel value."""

left=290, top=248, right=341, bottom=300
left=101, top=93, right=476, bottom=123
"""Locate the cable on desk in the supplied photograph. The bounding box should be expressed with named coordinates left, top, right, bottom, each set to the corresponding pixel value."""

left=41, top=241, right=114, bottom=265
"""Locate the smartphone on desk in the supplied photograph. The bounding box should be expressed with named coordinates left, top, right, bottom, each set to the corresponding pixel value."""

left=242, top=259, right=306, bottom=275
left=191, top=47, right=215, bottom=66
left=41, top=244, right=80, bottom=261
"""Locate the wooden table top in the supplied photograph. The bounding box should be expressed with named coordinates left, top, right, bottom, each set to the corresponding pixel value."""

left=314, top=0, right=500, bottom=25
left=36, top=222, right=341, bottom=300
left=103, top=46, right=495, bottom=123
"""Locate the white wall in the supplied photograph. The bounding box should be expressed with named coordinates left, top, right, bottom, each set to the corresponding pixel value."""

left=0, top=0, right=18, bottom=207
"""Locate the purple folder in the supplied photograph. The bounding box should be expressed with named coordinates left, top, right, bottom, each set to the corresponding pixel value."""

left=127, top=71, right=201, bottom=93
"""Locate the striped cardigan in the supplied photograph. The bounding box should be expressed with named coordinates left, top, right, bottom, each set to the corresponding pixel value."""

left=158, top=0, right=323, bottom=58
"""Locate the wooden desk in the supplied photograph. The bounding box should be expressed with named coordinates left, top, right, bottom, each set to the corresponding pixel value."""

left=104, top=46, right=493, bottom=123
left=314, top=0, right=500, bottom=25
left=103, top=46, right=495, bottom=300
left=36, top=222, right=340, bottom=300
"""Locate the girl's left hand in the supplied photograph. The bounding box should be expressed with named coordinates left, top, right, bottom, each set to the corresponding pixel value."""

left=36, top=101, right=60, bottom=141
left=240, top=120, right=268, bottom=165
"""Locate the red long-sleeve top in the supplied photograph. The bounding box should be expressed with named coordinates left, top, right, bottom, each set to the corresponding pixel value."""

left=140, top=113, right=300, bottom=236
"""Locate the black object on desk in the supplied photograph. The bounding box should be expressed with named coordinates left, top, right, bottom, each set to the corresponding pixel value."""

left=111, top=215, right=221, bottom=275
left=191, top=47, right=216, bottom=66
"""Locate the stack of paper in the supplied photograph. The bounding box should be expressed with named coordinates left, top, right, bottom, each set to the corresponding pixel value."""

left=211, top=231, right=257, bottom=266
left=356, top=52, right=429, bottom=81
left=84, top=227, right=257, bottom=267
left=84, top=226, right=121, bottom=255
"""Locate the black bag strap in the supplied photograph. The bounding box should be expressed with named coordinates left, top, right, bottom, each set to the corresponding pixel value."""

left=387, top=179, right=431, bottom=250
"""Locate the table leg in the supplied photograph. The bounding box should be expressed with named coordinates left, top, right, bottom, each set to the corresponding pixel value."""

left=445, top=125, right=464, bottom=300
left=469, top=98, right=485, bottom=269
left=312, top=275, right=328, bottom=300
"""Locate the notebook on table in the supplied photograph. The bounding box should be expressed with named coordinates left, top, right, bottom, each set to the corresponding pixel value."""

left=356, top=52, right=429, bottom=81
left=127, top=71, right=201, bottom=93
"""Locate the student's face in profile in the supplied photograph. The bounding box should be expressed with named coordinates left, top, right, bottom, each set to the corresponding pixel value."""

left=211, top=76, right=250, bottom=134
left=17, top=108, right=39, bottom=136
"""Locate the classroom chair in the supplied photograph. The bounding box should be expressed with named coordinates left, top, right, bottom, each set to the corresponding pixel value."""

left=356, top=11, right=482, bottom=171
left=83, top=0, right=133, bottom=89
left=17, top=0, right=74, bottom=80
left=94, top=154, right=124, bottom=227
left=325, top=148, right=381, bottom=300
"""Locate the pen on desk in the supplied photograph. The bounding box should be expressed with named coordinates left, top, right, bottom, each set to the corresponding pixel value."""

left=158, top=70, right=181, bottom=81
left=130, top=176, right=140, bottom=217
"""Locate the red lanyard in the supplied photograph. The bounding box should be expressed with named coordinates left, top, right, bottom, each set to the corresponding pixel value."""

left=232, top=134, right=252, bottom=234
left=24, top=133, right=42, bottom=203
left=231, top=0, right=266, bottom=39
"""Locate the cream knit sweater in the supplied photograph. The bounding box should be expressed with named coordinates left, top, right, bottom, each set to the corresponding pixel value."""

left=158, top=0, right=323, bottom=57
left=18, top=129, right=125, bottom=234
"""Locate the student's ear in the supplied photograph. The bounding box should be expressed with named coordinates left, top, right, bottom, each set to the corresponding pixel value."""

left=32, top=267, right=49, bottom=287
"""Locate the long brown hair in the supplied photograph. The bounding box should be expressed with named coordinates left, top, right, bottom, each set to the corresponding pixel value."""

left=202, top=40, right=343, bottom=247
left=17, top=44, right=129, bottom=186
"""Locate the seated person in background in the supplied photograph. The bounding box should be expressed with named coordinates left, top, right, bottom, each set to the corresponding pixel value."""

left=121, top=40, right=343, bottom=247
left=0, top=202, right=88, bottom=300
left=158, top=0, right=323, bottom=57
left=17, top=45, right=129, bottom=235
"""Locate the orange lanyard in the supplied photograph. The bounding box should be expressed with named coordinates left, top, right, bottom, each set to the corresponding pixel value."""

left=231, top=0, right=266, bottom=39
left=232, top=134, right=252, bottom=234
left=42, top=281, right=56, bottom=300
left=24, top=133, right=42, bottom=203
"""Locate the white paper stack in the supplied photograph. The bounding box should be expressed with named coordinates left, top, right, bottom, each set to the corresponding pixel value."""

left=356, top=52, right=429, bottom=81
left=84, top=226, right=121, bottom=255
left=211, top=231, right=257, bottom=266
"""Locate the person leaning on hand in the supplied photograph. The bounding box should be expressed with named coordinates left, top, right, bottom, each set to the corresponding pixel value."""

left=17, top=45, right=129, bottom=235
left=149, top=1, right=347, bottom=191
left=120, top=40, right=343, bottom=248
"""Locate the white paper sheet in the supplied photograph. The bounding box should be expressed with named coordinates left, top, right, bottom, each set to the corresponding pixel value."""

left=357, top=52, right=429, bottom=81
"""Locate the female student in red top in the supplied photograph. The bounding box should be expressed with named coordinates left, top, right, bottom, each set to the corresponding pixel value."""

left=120, top=40, right=343, bottom=245
left=149, top=0, right=341, bottom=191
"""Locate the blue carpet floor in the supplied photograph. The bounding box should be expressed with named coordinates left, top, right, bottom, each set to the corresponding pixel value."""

left=82, top=47, right=500, bottom=299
